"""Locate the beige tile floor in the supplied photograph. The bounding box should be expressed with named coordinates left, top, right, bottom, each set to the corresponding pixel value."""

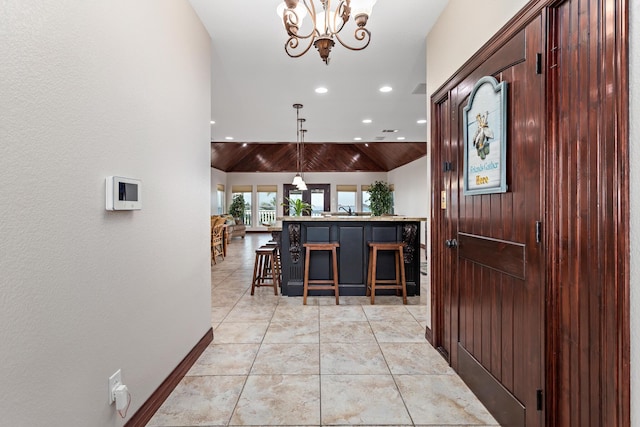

left=147, top=233, right=498, bottom=427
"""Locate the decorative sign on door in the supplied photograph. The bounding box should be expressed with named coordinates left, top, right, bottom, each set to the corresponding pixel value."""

left=463, top=76, right=508, bottom=195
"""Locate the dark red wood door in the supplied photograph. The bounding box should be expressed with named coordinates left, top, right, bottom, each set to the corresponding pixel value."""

left=435, top=17, right=546, bottom=427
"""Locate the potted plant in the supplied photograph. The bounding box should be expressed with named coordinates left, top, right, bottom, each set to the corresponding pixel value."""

left=368, top=180, right=393, bottom=216
left=282, top=197, right=312, bottom=216
left=228, top=194, right=246, bottom=223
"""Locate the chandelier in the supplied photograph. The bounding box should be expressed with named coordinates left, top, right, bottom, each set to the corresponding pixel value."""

left=278, top=0, right=377, bottom=64
left=292, top=103, right=308, bottom=190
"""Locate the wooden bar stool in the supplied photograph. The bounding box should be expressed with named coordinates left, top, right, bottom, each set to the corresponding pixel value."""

left=303, top=242, right=340, bottom=305
left=251, top=246, right=279, bottom=295
left=263, top=242, right=282, bottom=287
left=366, top=242, right=407, bottom=305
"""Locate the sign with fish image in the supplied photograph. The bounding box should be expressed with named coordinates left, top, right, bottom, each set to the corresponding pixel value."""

left=463, top=76, right=508, bottom=195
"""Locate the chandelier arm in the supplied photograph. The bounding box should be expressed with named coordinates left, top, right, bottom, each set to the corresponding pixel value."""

left=283, top=0, right=321, bottom=59
left=332, top=0, right=350, bottom=35
left=283, top=9, right=316, bottom=40
left=334, top=26, right=371, bottom=51
left=285, top=35, right=317, bottom=58
left=297, top=0, right=322, bottom=39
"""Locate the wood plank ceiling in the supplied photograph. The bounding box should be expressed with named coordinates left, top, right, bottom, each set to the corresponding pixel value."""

left=211, top=142, right=427, bottom=173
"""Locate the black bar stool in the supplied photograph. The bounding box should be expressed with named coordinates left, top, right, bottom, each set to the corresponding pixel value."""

left=303, top=242, right=340, bottom=305
left=251, top=246, right=279, bottom=295
left=366, top=242, right=407, bottom=305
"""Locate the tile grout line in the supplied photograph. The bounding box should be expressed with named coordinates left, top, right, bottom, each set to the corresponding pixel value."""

left=368, top=308, right=417, bottom=427
left=217, top=249, right=275, bottom=426
left=317, top=302, right=323, bottom=427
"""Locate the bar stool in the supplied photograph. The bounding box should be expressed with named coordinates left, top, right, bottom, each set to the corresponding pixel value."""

left=251, top=246, right=279, bottom=295
left=263, top=242, right=282, bottom=287
left=303, top=242, right=340, bottom=305
left=366, top=242, right=407, bottom=305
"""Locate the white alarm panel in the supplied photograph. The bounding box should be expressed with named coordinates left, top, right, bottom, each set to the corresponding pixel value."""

left=106, top=176, right=142, bottom=211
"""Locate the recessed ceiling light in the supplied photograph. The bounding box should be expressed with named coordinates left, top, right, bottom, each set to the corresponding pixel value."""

left=242, top=143, right=247, bottom=147
left=225, top=136, right=234, bottom=140
left=417, top=119, right=427, bottom=124
left=354, top=137, right=362, bottom=141
left=364, top=143, right=369, bottom=147
left=315, top=87, right=328, bottom=94
left=210, top=120, right=215, bottom=124
left=379, top=86, right=393, bottom=93
left=397, top=137, right=406, bottom=141
left=362, top=119, right=372, bottom=124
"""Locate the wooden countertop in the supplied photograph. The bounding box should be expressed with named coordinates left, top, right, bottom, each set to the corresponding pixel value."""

left=268, top=216, right=426, bottom=232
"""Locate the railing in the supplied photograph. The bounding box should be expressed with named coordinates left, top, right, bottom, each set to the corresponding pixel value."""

left=241, top=209, right=276, bottom=227
left=242, top=210, right=252, bottom=226
left=258, top=209, right=276, bottom=225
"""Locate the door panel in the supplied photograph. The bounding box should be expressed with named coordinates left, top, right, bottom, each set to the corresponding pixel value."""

left=433, top=17, right=545, bottom=427
left=547, top=1, right=630, bottom=424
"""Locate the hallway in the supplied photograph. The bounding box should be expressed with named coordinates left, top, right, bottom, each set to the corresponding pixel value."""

left=147, top=233, right=497, bottom=426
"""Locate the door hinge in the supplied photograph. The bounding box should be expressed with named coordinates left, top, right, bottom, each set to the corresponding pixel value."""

left=535, top=221, right=542, bottom=243
left=536, top=53, right=543, bottom=74
left=536, top=389, right=543, bottom=411
left=443, top=161, right=453, bottom=172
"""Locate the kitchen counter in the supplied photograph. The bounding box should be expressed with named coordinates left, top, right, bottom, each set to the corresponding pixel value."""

left=277, top=215, right=426, bottom=223
left=278, top=217, right=424, bottom=297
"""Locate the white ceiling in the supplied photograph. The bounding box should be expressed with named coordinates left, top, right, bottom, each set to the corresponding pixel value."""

left=189, top=0, right=448, bottom=144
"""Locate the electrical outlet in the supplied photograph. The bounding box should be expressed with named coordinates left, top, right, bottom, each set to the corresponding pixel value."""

left=108, top=369, right=122, bottom=404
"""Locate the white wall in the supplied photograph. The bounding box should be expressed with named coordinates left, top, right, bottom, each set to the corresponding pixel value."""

left=387, top=156, right=429, bottom=220
left=387, top=155, right=429, bottom=244
left=426, top=0, right=528, bottom=106
left=629, top=1, right=638, bottom=425
left=0, top=2, right=211, bottom=426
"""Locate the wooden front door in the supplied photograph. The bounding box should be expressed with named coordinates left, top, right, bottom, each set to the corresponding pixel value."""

left=432, top=17, right=545, bottom=427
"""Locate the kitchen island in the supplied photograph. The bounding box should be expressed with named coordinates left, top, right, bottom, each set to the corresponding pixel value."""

left=277, top=216, right=425, bottom=297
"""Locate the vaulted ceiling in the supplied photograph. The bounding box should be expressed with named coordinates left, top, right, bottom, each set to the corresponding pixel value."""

left=211, top=142, right=427, bottom=173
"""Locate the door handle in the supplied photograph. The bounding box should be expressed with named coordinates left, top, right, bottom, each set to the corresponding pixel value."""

left=445, top=239, right=458, bottom=248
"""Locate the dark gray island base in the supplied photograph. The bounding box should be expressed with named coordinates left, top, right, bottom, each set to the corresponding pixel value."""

left=279, top=217, right=424, bottom=297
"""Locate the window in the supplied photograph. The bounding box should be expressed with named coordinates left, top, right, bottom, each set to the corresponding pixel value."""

left=310, top=189, right=325, bottom=216
left=361, top=184, right=395, bottom=214
left=257, top=185, right=277, bottom=226
left=284, top=188, right=303, bottom=216
left=231, top=185, right=252, bottom=226
left=216, top=184, right=225, bottom=215
left=337, top=185, right=357, bottom=214
left=361, top=185, right=371, bottom=213
left=390, top=185, right=395, bottom=214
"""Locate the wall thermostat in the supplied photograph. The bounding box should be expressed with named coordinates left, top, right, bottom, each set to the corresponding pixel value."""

left=106, top=176, right=142, bottom=211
